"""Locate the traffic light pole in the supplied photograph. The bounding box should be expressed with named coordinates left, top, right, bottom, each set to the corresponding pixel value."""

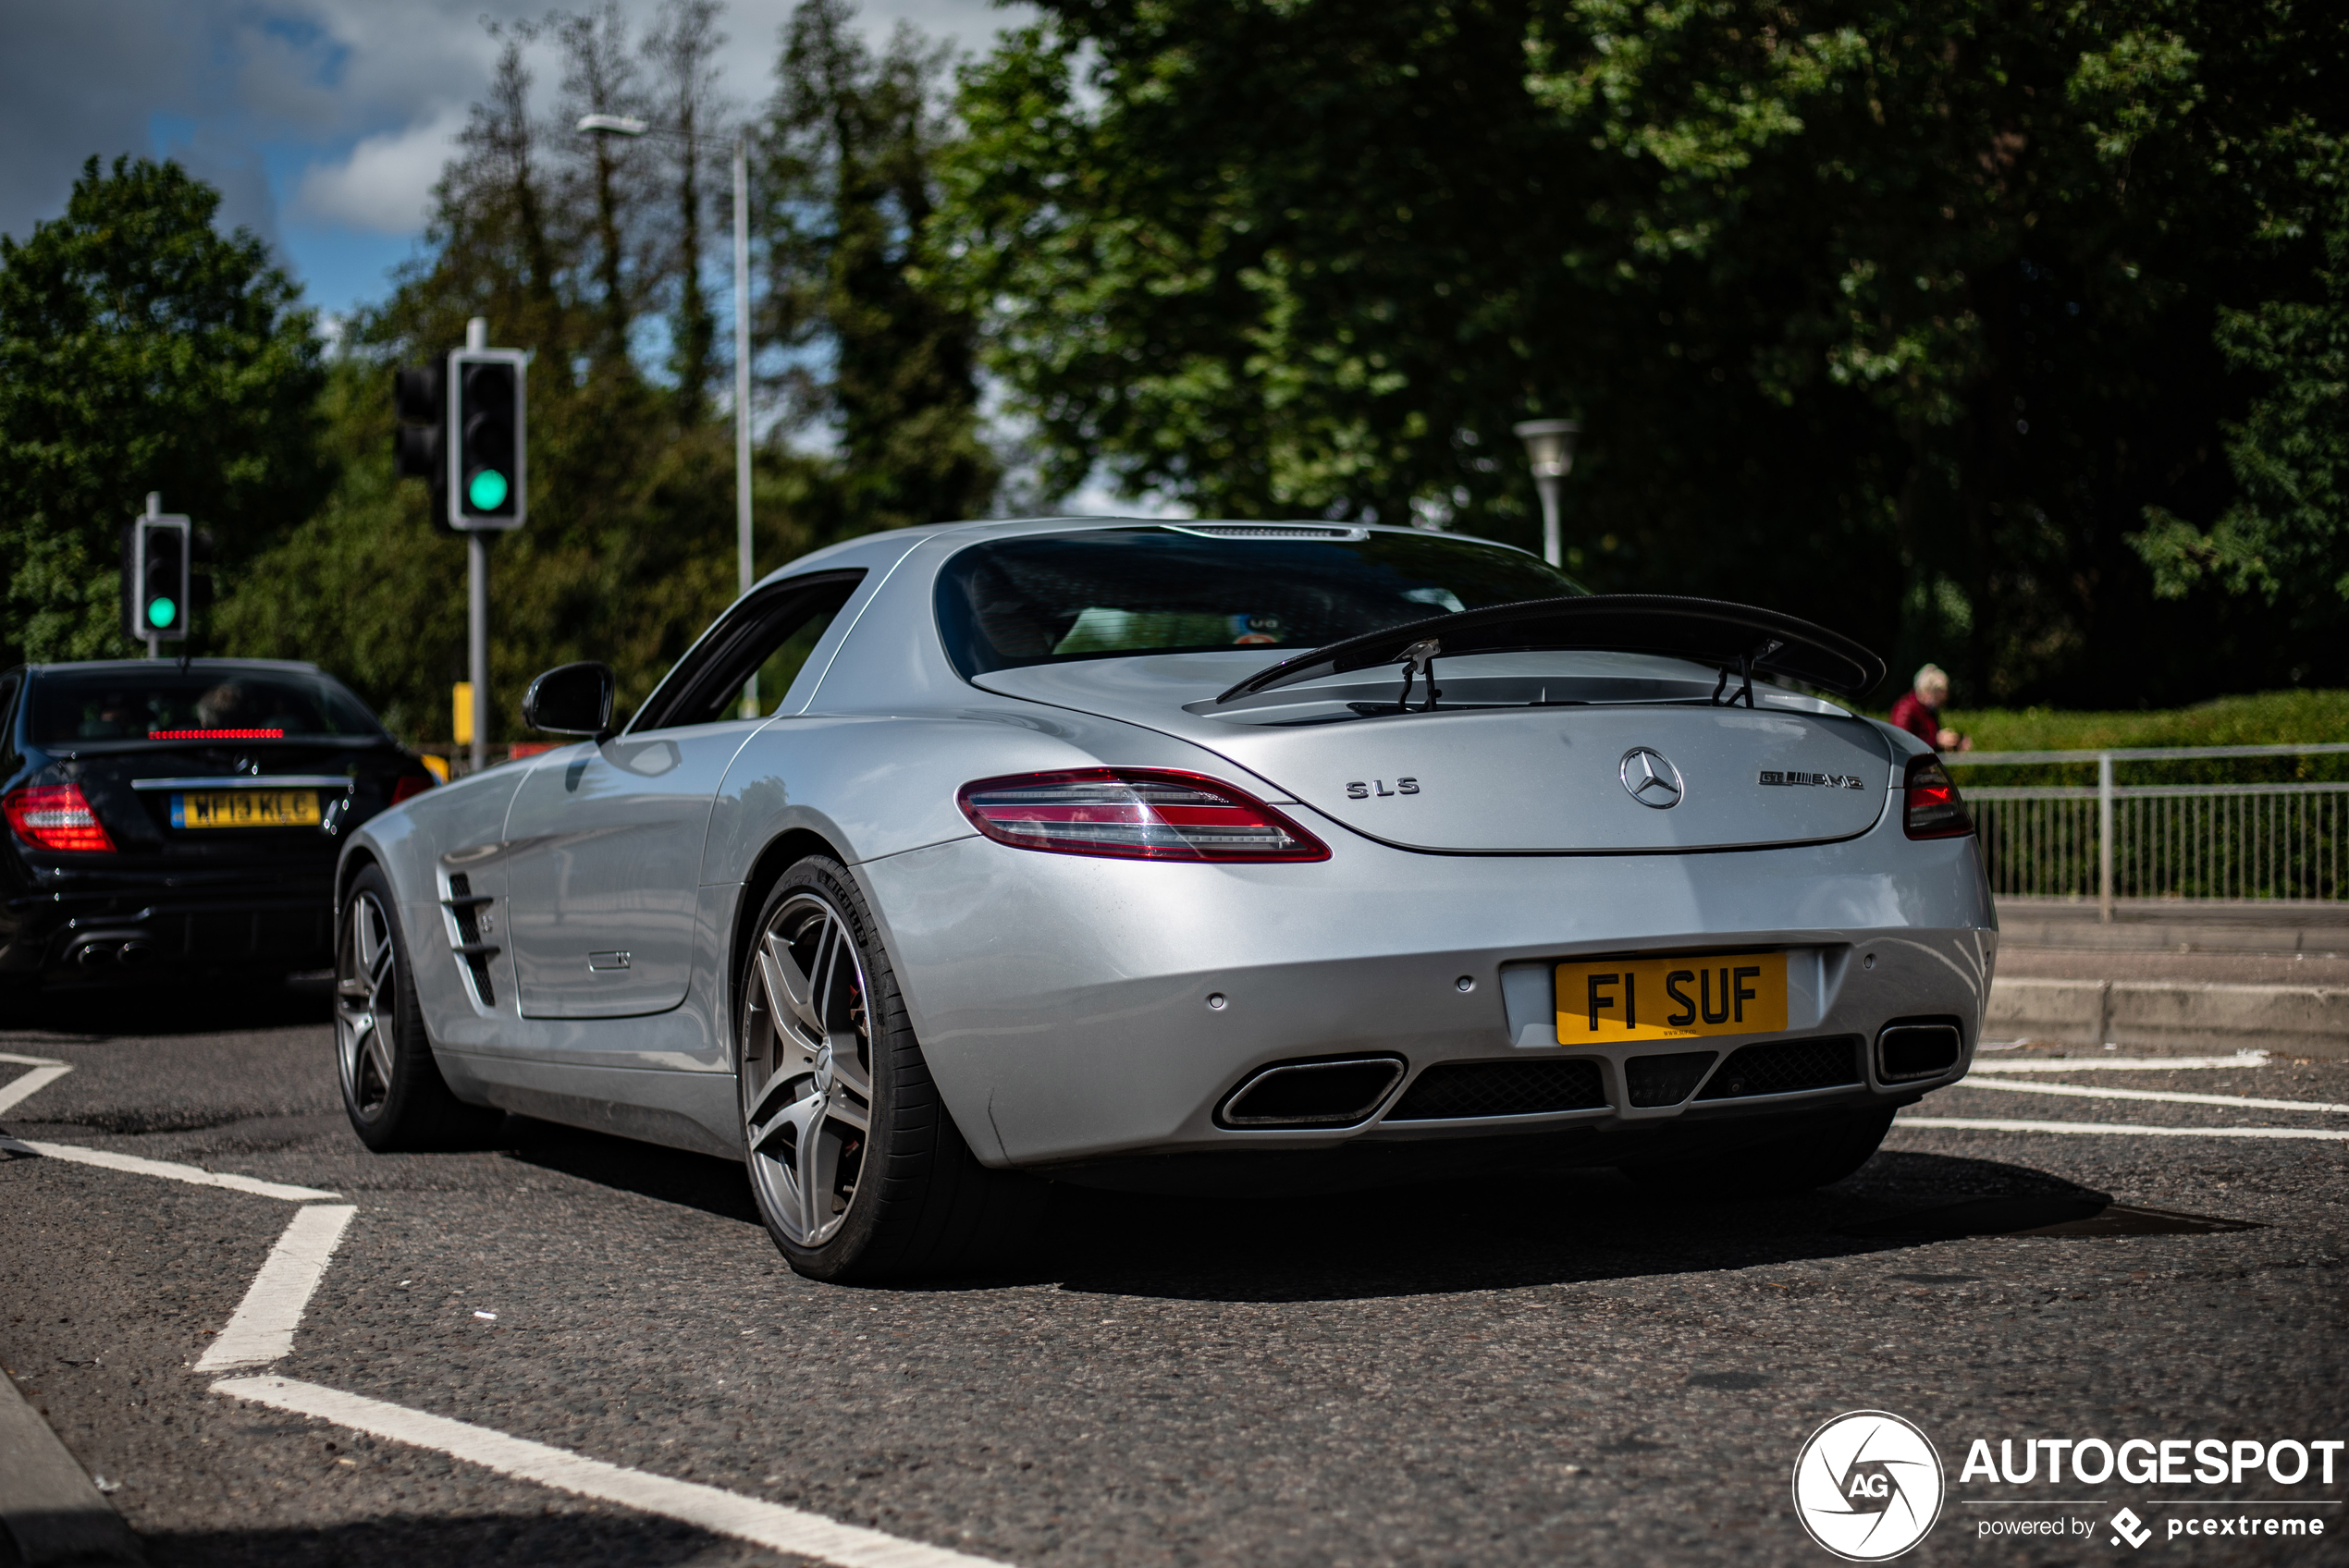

left=143, top=492, right=162, bottom=659
left=465, top=315, right=490, bottom=775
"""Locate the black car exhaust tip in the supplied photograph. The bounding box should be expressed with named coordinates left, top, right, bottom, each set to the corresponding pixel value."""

left=1878, top=1016, right=1964, bottom=1082
left=1217, top=1055, right=1406, bottom=1130
left=116, top=941, right=153, bottom=967
left=73, top=941, right=118, bottom=968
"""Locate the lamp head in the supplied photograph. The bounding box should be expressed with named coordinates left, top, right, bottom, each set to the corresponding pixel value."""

left=577, top=114, right=649, bottom=137
left=1512, top=418, right=1581, bottom=478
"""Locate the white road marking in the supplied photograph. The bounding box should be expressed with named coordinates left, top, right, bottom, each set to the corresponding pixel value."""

left=211, top=1376, right=1006, bottom=1568
left=0, top=1051, right=71, bottom=1066
left=1971, top=1053, right=2269, bottom=1072
left=196, top=1205, right=359, bottom=1371
left=1958, top=1078, right=2349, bottom=1115
left=0, top=1136, right=340, bottom=1201
left=1896, top=1116, right=2349, bottom=1142
left=0, top=1061, right=72, bottom=1116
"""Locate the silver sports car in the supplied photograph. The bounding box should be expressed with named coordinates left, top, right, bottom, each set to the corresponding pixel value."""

left=335, top=519, right=1992, bottom=1280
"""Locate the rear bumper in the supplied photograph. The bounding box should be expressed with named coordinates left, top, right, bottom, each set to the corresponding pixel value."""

left=0, top=876, right=335, bottom=979
left=860, top=814, right=1994, bottom=1169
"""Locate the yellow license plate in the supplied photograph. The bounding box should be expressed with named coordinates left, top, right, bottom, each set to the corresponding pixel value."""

left=1555, top=951, right=1789, bottom=1043
left=172, top=790, right=320, bottom=829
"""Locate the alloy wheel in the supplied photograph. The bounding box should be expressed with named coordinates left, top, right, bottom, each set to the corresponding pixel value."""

left=742, top=892, right=874, bottom=1248
left=336, top=890, right=398, bottom=1121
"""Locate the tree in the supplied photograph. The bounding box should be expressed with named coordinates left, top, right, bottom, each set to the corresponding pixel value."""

left=0, top=155, right=326, bottom=664
left=758, top=0, right=998, bottom=533
left=940, top=0, right=2349, bottom=704
left=646, top=0, right=728, bottom=418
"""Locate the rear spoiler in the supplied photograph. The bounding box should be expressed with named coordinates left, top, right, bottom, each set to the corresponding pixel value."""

left=1212, top=594, right=1887, bottom=704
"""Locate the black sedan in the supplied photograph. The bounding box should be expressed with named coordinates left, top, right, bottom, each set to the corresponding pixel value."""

left=0, top=659, right=437, bottom=992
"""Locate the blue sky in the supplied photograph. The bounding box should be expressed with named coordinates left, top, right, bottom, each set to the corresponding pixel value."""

left=0, top=0, right=1030, bottom=321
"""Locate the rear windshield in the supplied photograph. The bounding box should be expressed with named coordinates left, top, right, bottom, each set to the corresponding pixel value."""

left=937, top=527, right=1583, bottom=675
left=30, top=668, right=385, bottom=744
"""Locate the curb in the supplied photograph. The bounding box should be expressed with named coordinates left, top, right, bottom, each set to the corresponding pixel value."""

left=1987, top=976, right=2349, bottom=1059
left=0, top=1366, right=142, bottom=1567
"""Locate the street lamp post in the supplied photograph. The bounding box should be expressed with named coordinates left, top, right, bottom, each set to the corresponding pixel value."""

left=580, top=113, right=756, bottom=707
left=1511, top=418, right=1581, bottom=569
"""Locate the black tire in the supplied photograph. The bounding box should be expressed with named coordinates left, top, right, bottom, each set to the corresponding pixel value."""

left=1623, top=1107, right=1896, bottom=1198
left=735, top=855, right=1046, bottom=1282
left=336, top=864, right=504, bottom=1151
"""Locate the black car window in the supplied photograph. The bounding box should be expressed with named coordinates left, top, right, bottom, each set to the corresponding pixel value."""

left=629, top=572, right=867, bottom=732
left=936, top=527, right=1583, bottom=677
left=0, top=672, right=19, bottom=763
left=28, top=668, right=385, bottom=744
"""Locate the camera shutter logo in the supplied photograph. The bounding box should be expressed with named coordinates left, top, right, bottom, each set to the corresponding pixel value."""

left=1791, top=1410, right=1945, bottom=1561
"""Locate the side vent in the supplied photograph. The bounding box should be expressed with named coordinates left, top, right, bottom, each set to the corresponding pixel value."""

left=444, top=872, right=498, bottom=1007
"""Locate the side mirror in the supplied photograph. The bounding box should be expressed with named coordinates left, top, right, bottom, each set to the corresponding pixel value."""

left=522, top=662, right=616, bottom=738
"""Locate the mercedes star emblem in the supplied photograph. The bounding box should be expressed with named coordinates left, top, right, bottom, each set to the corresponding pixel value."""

left=1619, top=747, right=1685, bottom=809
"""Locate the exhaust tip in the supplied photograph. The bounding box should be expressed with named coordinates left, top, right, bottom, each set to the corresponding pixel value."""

left=1217, top=1055, right=1405, bottom=1130
left=1878, top=1017, right=1964, bottom=1082
left=116, top=941, right=153, bottom=967
left=73, top=941, right=118, bottom=969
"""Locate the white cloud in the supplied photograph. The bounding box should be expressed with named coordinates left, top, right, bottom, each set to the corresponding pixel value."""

left=291, top=106, right=467, bottom=232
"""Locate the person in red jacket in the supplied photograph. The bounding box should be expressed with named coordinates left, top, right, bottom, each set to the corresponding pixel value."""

left=1888, top=663, right=1972, bottom=752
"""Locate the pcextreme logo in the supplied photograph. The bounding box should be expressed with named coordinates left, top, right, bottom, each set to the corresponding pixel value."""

left=1793, top=1410, right=1947, bottom=1561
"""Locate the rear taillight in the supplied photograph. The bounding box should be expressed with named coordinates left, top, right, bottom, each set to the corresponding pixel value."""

left=958, top=769, right=1330, bottom=863
left=391, top=774, right=435, bottom=805
left=2, top=784, right=118, bottom=852
left=1903, top=753, right=1974, bottom=839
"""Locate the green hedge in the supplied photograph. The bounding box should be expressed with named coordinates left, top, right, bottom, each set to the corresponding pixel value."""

left=1938, top=690, right=2349, bottom=752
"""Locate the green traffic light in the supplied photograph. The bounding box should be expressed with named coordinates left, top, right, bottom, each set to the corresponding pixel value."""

left=146, top=596, right=177, bottom=629
left=468, top=469, right=510, bottom=511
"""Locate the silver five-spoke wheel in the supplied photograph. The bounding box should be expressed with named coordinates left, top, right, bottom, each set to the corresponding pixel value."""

left=742, top=891, right=874, bottom=1248
left=337, top=888, right=398, bottom=1123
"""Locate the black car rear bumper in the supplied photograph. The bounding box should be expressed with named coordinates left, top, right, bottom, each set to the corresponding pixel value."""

left=1, top=877, right=336, bottom=980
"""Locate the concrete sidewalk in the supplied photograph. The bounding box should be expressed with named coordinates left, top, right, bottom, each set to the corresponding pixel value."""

left=1986, top=898, right=2349, bottom=1059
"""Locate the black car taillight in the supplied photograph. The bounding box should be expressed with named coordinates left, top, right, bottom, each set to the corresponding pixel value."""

left=391, top=774, right=435, bottom=805
left=2, top=783, right=118, bottom=852
left=1902, top=753, right=1974, bottom=839
left=958, top=768, right=1330, bottom=863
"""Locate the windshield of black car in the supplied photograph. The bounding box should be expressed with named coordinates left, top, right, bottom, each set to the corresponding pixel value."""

left=29, top=669, right=386, bottom=744
left=936, top=528, right=1584, bottom=676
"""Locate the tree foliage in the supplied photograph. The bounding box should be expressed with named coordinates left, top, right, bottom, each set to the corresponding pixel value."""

left=759, top=0, right=998, bottom=533
left=941, top=0, right=2349, bottom=703
left=0, top=156, right=326, bottom=665
left=215, top=0, right=992, bottom=741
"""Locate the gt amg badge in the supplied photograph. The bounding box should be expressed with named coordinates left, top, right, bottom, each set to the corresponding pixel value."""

left=1759, top=770, right=1864, bottom=790
left=1619, top=748, right=1684, bottom=809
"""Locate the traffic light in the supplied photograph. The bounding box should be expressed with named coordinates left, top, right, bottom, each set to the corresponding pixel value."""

left=392, top=362, right=445, bottom=485
left=391, top=346, right=525, bottom=531
left=125, top=514, right=191, bottom=643
left=449, top=347, right=527, bottom=530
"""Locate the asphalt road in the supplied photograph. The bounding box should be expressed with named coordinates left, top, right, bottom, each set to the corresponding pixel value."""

left=3, top=985, right=2343, bottom=1567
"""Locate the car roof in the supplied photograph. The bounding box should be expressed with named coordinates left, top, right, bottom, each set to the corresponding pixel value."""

left=757, top=515, right=1535, bottom=586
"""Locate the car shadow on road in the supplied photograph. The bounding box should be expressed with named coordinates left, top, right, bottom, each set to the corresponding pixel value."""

left=1028, top=1150, right=2111, bottom=1304
left=137, top=1509, right=734, bottom=1568
left=477, top=1119, right=2117, bottom=1303
left=0, top=973, right=335, bottom=1036
left=497, top=1116, right=764, bottom=1228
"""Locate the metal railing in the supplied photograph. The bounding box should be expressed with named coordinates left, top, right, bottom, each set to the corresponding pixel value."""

left=1949, top=743, right=2349, bottom=919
